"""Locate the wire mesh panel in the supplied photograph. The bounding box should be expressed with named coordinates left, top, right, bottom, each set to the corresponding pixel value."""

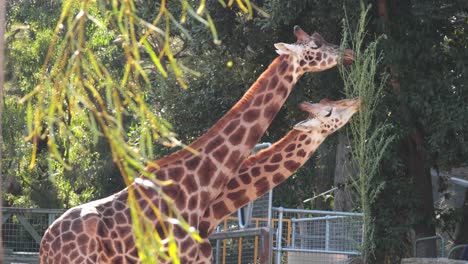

left=414, top=235, right=446, bottom=258
left=2, top=207, right=64, bottom=264
left=211, top=191, right=273, bottom=264
left=272, top=208, right=363, bottom=264
left=211, top=227, right=272, bottom=264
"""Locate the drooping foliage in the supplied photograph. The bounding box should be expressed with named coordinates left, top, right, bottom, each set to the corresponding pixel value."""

left=3, top=0, right=467, bottom=262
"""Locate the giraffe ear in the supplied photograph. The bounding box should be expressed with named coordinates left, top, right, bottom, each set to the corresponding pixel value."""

left=274, top=43, right=301, bottom=56
left=293, top=118, right=319, bottom=132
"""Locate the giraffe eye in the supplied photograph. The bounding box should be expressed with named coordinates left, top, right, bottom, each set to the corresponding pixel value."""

left=324, top=109, right=332, bottom=117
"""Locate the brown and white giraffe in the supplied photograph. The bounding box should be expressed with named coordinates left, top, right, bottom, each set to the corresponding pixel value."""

left=39, top=27, right=354, bottom=263
left=195, top=97, right=361, bottom=263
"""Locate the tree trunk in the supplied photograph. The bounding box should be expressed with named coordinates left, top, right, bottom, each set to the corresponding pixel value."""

left=455, top=188, right=468, bottom=244
left=403, top=128, right=437, bottom=257
left=334, top=132, right=356, bottom=212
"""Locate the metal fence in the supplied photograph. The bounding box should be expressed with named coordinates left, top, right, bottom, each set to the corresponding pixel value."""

left=272, top=207, right=363, bottom=264
left=2, top=207, right=65, bottom=263
left=210, top=191, right=274, bottom=264
left=2, top=206, right=364, bottom=264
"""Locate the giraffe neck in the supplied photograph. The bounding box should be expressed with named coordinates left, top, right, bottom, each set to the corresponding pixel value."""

left=200, top=128, right=326, bottom=236
left=143, top=55, right=301, bottom=206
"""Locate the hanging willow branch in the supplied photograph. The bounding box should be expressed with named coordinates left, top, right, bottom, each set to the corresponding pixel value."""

left=21, top=0, right=253, bottom=262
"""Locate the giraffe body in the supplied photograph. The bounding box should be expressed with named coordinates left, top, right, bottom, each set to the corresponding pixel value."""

left=39, top=27, right=354, bottom=263
left=196, top=98, right=361, bottom=263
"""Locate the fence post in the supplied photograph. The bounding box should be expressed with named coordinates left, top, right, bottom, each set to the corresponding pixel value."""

left=325, top=215, right=330, bottom=251
left=291, top=218, right=296, bottom=248
left=215, top=239, right=221, bottom=264
left=275, top=207, right=284, bottom=264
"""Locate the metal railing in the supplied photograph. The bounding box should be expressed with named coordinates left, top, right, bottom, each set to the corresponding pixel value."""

left=414, top=235, right=446, bottom=258
left=210, top=227, right=272, bottom=264
left=2, top=207, right=65, bottom=263
left=272, top=207, right=363, bottom=264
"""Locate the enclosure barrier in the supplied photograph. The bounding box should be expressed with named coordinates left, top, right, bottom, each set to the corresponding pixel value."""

left=210, top=215, right=290, bottom=264
left=210, top=227, right=272, bottom=264
left=2, top=207, right=65, bottom=263
left=3, top=207, right=364, bottom=264
left=272, top=207, right=363, bottom=264
left=414, top=235, right=446, bottom=258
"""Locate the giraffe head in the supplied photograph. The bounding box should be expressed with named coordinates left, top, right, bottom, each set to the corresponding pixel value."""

left=274, top=26, right=354, bottom=73
left=294, top=97, right=361, bottom=134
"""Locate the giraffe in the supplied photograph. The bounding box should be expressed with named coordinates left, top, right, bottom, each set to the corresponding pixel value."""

left=39, top=27, right=354, bottom=264
left=195, top=97, right=361, bottom=263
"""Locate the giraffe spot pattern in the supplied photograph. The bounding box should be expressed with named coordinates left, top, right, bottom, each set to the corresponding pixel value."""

left=243, top=109, right=261, bottom=123
left=71, top=219, right=83, bottom=233
left=155, top=170, right=167, bottom=180
left=285, top=143, right=296, bottom=152
left=264, top=93, right=274, bottom=103
left=213, top=145, right=229, bottom=163
left=182, top=175, right=197, bottom=193
left=162, top=184, right=180, bottom=197
left=206, top=135, right=224, bottom=154
left=271, top=153, right=283, bottom=163
left=188, top=195, right=198, bottom=210
left=212, top=202, right=230, bottom=219
left=223, top=119, right=240, bottom=135
left=246, top=124, right=263, bottom=147
left=284, top=160, right=301, bottom=172
left=239, top=173, right=252, bottom=184
left=254, top=178, right=270, bottom=196
left=168, top=167, right=184, bottom=181
left=251, top=167, right=261, bottom=177
left=176, top=190, right=187, bottom=209
left=228, top=126, right=246, bottom=145
left=316, top=52, right=322, bottom=61
left=226, top=150, right=241, bottom=170
left=233, top=195, right=250, bottom=208
left=61, top=220, right=71, bottom=233
left=278, top=60, right=289, bottom=75
left=227, top=179, right=240, bottom=190
left=227, top=190, right=246, bottom=200
left=199, top=220, right=211, bottom=237
left=269, top=75, right=279, bottom=88
left=253, top=95, right=264, bottom=106
left=273, top=173, right=285, bottom=184
left=277, top=84, right=289, bottom=99
left=197, top=158, right=217, bottom=186
left=181, top=237, right=194, bottom=252
left=264, top=103, right=280, bottom=121
left=200, top=241, right=212, bottom=257
left=255, top=77, right=269, bottom=93
left=212, top=171, right=226, bottom=189
left=297, top=149, right=307, bottom=157
left=199, top=191, right=211, bottom=211
left=185, top=156, right=201, bottom=170
left=265, top=164, right=279, bottom=172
